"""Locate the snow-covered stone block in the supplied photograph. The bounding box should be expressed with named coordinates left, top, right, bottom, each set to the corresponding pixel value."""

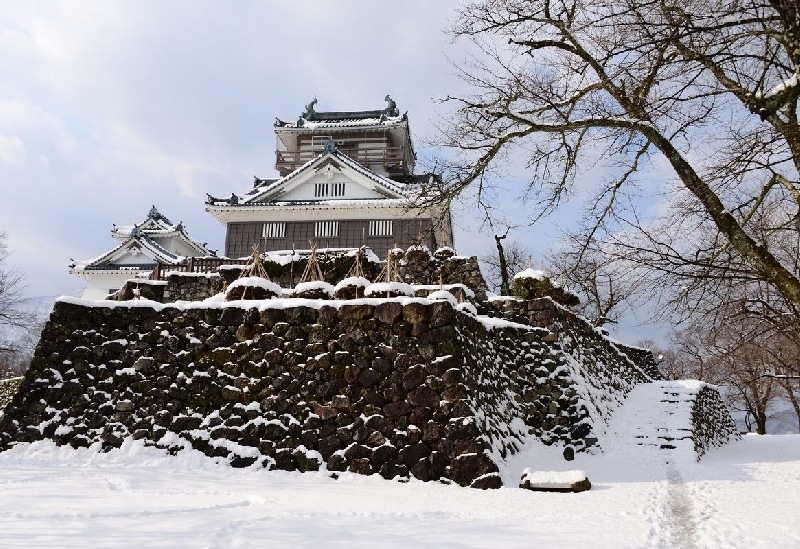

left=519, top=468, right=592, bottom=492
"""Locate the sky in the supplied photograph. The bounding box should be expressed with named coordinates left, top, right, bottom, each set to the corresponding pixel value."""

left=0, top=1, right=663, bottom=342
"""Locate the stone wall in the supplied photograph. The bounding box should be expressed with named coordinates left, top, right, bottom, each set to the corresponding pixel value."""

left=163, top=273, right=224, bottom=303
left=0, top=294, right=655, bottom=487
left=691, top=384, right=740, bottom=458
left=480, top=296, right=655, bottom=433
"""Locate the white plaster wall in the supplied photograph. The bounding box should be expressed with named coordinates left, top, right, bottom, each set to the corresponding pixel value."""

left=281, top=172, right=383, bottom=201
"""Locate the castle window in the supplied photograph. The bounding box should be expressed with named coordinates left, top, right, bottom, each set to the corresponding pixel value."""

left=369, top=220, right=393, bottom=237
left=262, top=222, right=285, bottom=239
left=315, top=221, right=339, bottom=238
left=314, top=182, right=345, bottom=197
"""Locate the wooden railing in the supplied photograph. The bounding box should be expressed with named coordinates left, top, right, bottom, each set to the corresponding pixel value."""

left=150, top=257, right=249, bottom=281
left=276, top=146, right=408, bottom=173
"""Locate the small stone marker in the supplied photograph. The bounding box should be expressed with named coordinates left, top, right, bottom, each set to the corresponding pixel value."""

left=519, top=468, right=591, bottom=493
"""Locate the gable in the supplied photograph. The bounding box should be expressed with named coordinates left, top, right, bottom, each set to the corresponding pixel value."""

left=108, top=242, right=160, bottom=266
left=278, top=165, right=388, bottom=201
left=242, top=151, right=407, bottom=204
left=94, top=236, right=182, bottom=268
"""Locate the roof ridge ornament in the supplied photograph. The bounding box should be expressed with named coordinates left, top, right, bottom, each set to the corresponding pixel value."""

left=148, top=205, right=159, bottom=219
left=384, top=94, right=399, bottom=117
left=303, top=97, right=317, bottom=118
left=130, top=224, right=143, bottom=238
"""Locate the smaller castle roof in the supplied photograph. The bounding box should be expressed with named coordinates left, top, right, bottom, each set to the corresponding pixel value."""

left=111, top=206, right=212, bottom=257
left=70, top=206, right=215, bottom=274
left=70, top=232, right=184, bottom=273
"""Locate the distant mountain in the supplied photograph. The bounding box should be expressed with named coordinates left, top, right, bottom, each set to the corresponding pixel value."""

left=0, top=291, right=83, bottom=348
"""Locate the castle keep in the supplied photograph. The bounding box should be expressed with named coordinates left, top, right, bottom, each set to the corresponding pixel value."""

left=205, top=97, right=452, bottom=259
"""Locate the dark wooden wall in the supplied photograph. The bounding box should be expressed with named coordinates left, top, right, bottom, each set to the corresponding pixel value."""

left=225, top=218, right=439, bottom=259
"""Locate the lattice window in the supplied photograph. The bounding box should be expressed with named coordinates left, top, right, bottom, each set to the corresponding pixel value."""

left=315, top=221, right=339, bottom=238
left=369, top=220, right=394, bottom=237
left=262, top=222, right=285, bottom=239
left=314, top=182, right=345, bottom=198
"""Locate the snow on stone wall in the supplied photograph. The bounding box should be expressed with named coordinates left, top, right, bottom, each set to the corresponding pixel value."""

left=0, top=295, right=696, bottom=486
left=691, top=384, right=740, bottom=458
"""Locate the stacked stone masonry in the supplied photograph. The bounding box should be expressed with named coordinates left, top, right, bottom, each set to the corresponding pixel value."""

left=0, top=294, right=659, bottom=488
left=691, top=385, right=740, bottom=459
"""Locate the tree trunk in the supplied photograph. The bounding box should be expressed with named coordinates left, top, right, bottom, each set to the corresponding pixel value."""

left=781, top=380, right=800, bottom=433
left=755, top=410, right=768, bottom=435
left=495, top=234, right=510, bottom=295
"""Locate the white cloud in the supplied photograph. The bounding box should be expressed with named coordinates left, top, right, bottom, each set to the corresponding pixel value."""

left=0, top=135, right=26, bottom=167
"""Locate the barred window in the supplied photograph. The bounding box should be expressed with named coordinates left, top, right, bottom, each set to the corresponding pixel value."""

left=315, top=221, right=339, bottom=238
left=262, top=222, right=285, bottom=239
left=369, top=220, right=393, bottom=236
left=314, top=182, right=345, bottom=198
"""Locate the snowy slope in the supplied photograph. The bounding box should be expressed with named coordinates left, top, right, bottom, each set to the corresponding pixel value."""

left=0, top=435, right=797, bottom=548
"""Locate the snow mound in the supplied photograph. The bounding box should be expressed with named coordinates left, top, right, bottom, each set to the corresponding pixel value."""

left=428, top=290, right=458, bottom=305
left=364, top=282, right=414, bottom=297
left=520, top=468, right=587, bottom=485
left=513, top=268, right=548, bottom=281
left=333, top=277, right=371, bottom=292
left=294, top=281, right=334, bottom=296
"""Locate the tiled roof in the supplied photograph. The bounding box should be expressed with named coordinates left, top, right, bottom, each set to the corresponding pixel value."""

left=275, top=110, right=406, bottom=130
left=111, top=206, right=213, bottom=257
left=205, top=149, right=414, bottom=208
left=72, top=232, right=186, bottom=271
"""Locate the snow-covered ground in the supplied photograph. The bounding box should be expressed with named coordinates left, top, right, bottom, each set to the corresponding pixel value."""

left=0, top=434, right=797, bottom=548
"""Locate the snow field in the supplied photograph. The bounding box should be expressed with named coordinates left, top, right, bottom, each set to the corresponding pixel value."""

left=0, top=435, right=797, bottom=548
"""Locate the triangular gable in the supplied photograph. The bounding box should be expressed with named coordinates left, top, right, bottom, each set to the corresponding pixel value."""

left=81, top=234, right=184, bottom=269
left=243, top=150, right=408, bottom=204
left=110, top=209, right=213, bottom=257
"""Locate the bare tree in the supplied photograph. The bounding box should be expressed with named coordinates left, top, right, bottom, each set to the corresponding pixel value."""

left=435, top=0, right=800, bottom=319
left=548, top=233, right=651, bottom=327
left=481, top=230, right=532, bottom=294
left=0, top=232, right=37, bottom=377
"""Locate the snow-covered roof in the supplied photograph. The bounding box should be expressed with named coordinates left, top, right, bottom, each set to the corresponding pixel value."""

left=70, top=206, right=215, bottom=276
left=111, top=206, right=213, bottom=257
left=71, top=232, right=186, bottom=272
left=205, top=149, right=414, bottom=208
left=275, top=101, right=406, bottom=130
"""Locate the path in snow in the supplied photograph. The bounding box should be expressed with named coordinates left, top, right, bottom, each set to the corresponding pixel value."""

left=602, top=381, right=704, bottom=548
left=0, top=382, right=798, bottom=547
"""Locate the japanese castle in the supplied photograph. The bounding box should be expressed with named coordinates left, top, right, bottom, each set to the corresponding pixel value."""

left=205, top=96, right=453, bottom=259
left=70, top=97, right=453, bottom=298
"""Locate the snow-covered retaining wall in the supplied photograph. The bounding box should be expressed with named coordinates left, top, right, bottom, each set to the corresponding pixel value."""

left=691, top=383, right=740, bottom=458
left=0, top=296, right=659, bottom=486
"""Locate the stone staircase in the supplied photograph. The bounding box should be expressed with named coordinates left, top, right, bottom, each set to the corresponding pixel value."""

left=603, top=381, right=705, bottom=458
